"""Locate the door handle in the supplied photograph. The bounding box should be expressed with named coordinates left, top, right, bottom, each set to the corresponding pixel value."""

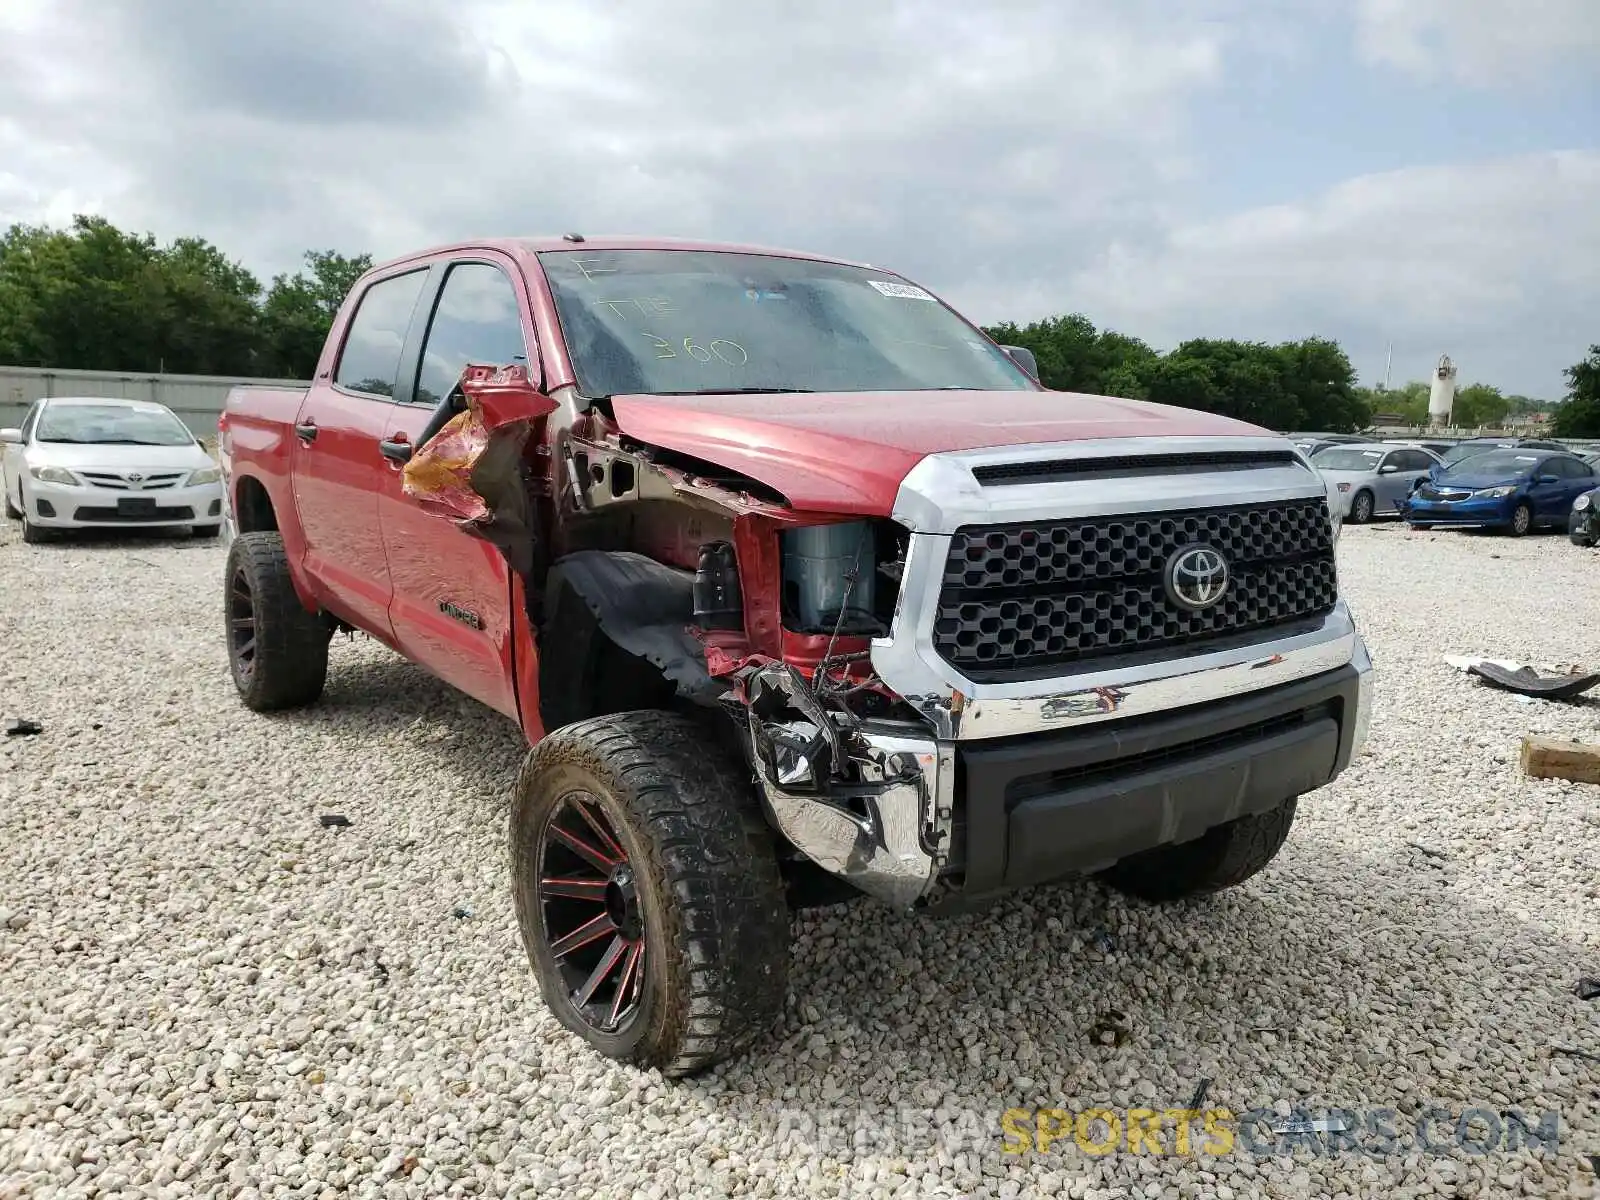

left=295, top=422, right=318, bottom=443
left=379, top=436, right=413, bottom=464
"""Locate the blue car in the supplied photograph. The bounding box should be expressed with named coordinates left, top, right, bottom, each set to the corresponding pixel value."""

left=1404, top=449, right=1598, bottom=536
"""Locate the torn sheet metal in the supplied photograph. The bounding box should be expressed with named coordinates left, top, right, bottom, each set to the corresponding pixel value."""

left=402, top=363, right=558, bottom=575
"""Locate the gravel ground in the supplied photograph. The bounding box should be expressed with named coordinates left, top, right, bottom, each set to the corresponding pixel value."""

left=1, top=518, right=1598, bottom=1200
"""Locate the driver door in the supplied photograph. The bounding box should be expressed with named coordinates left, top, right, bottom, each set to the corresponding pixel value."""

left=377, top=257, right=541, bottom=721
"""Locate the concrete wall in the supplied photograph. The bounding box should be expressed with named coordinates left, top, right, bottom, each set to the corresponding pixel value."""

left=0, top=365, right=306, bottom=439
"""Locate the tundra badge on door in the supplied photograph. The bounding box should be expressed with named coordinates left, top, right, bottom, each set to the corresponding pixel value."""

left=438, top=600, right=484, bottom=630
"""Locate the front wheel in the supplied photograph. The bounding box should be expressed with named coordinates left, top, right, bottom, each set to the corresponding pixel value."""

left=1507, top=502, right=1533, bottom=537
left=1099, top=798, right=1298, bottom=903
left=510, top=711, right=790, bottom=1076
left=1349, top=490, right=1375, bottom=524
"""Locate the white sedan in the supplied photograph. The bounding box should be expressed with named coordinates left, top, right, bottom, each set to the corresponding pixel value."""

left=1, top=396, right=225, bottom=543
left=1311, top=442, right=1443, bottom=524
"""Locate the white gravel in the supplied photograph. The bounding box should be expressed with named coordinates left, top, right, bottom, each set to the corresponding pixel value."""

left=1, top=518, right=1597, bottom=1200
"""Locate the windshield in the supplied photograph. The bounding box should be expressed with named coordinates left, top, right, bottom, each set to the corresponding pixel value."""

left=1311, top=447, right=1387, bottom=471
left=37, top=403, right=193, bottom=446
left=1440, top=450, right=1541, bottom=479
left=1440, top=442, right=1508, bottom=466
left=538, top=249, right=1037, bottom=397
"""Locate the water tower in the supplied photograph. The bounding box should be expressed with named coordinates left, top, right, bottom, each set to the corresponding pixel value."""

left=1428, top=354, right=1457, bottom=428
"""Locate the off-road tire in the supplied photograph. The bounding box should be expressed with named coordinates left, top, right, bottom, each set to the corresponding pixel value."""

left=1349, top=489, right=1374, bottom=524
left=510, top=711, right=789, bottom=1076
left=225, top=531, right=329, bottom=711
left=1099, top=797, right=1298, bottom=903
left=1507, top=502, right=1533, bottom=537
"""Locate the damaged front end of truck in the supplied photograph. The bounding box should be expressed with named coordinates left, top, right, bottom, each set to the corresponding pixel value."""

left=403, top=361, right=959, bottom=911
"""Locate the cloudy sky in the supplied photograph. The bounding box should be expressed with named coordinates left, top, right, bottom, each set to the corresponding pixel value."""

left=1, top=0, right=1596, bottom=398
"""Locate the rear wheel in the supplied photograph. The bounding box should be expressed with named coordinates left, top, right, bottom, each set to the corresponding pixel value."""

left=510, top=711, right=789, bottom=1076
left=1100, top=798, right=1298, bottom=903
left=225, top=531, right=329, bottom=711
left=1507, top=502, right=1533, bottom=537
left=1349, top=490, right=1375, bottom=524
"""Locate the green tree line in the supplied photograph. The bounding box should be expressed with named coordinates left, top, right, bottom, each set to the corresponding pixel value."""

left=2, top=216, right=1592, bottom=433
left=0, top=215, right=370, bottom=379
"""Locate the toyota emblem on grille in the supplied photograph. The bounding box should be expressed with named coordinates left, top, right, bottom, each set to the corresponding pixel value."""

left=126, top=473, right=144, bottom=485
left=1164, top=543, right=1229, bottom=611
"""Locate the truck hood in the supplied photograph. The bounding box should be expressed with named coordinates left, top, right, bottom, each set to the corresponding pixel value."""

left=608, top=389, right=1268, bottom=514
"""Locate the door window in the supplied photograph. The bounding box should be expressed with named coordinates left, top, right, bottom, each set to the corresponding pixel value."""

left=412, top=263, right=529, bottom=407
left=1555, top=457, right=1593, bottom=479
left=333, top=269, right=429, bottom=398
left=1397, top=450, right=1430, bottom=471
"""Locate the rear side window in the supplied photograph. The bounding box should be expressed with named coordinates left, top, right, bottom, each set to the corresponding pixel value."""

left=413, top=263, right=529, bottom=406
left=334, top=270, right=428, bottom=397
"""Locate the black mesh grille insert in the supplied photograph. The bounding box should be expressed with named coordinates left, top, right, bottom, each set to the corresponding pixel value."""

left=934, top=498, right=1337, bottom=677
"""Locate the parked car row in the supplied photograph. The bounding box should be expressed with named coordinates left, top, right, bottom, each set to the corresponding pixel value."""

left=0, top=396, right=225, bottom=543
left=1296, top=431, right=1600, bottom=539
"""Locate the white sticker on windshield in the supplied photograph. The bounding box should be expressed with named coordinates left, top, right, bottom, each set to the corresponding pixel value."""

left=869, top=280, right=936, bottom=301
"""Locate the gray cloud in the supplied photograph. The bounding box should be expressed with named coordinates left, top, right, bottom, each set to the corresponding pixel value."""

left=0, top=0, right=1594, bottom=396
left=101, top=0, right=503, bottom=125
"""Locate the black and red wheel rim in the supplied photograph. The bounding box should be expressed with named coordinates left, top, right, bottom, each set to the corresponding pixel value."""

left=536, top=791, right=646, bottom=1033
left=228, top=566, right=256, bottom=681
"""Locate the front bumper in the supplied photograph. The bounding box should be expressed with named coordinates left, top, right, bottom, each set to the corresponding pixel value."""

left=1404, top=496, right=1514, bottom=526
left=1570, top=506, right=1598, bottom=544
left=759, top=631, right=1374, bottom=909
left=24, top=478, right=225, bottom=529
left=953, top=656, right=1366, bottom=901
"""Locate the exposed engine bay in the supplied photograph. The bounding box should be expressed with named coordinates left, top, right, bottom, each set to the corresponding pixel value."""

left=399, top=362, right=951, bottom=908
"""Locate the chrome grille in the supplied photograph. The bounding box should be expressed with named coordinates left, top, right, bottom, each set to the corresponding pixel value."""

left=78, top=471, right=187, bottom=491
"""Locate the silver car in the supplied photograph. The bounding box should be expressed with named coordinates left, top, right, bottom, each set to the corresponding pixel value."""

left=1311, top=442, right=1442, bottom=524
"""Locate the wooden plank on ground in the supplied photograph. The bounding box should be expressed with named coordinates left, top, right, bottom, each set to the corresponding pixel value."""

left=1520, top=736, right=1600, bottom=784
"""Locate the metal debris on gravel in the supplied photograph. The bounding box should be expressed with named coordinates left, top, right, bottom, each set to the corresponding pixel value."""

left=0, top=520, right=1597, bottom=1198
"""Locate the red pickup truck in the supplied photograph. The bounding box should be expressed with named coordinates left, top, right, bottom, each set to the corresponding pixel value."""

left=218, top=236, right=1373, bottom=1075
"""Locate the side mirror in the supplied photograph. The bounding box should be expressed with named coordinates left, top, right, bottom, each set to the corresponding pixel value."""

left=1000, top=345, right=1039, bottom=381
left=0, top=428, right=20, bottom=445
left=1537, top=474, right=1559, bottom=485
left=1379, top=463, right=1399, bottom=474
